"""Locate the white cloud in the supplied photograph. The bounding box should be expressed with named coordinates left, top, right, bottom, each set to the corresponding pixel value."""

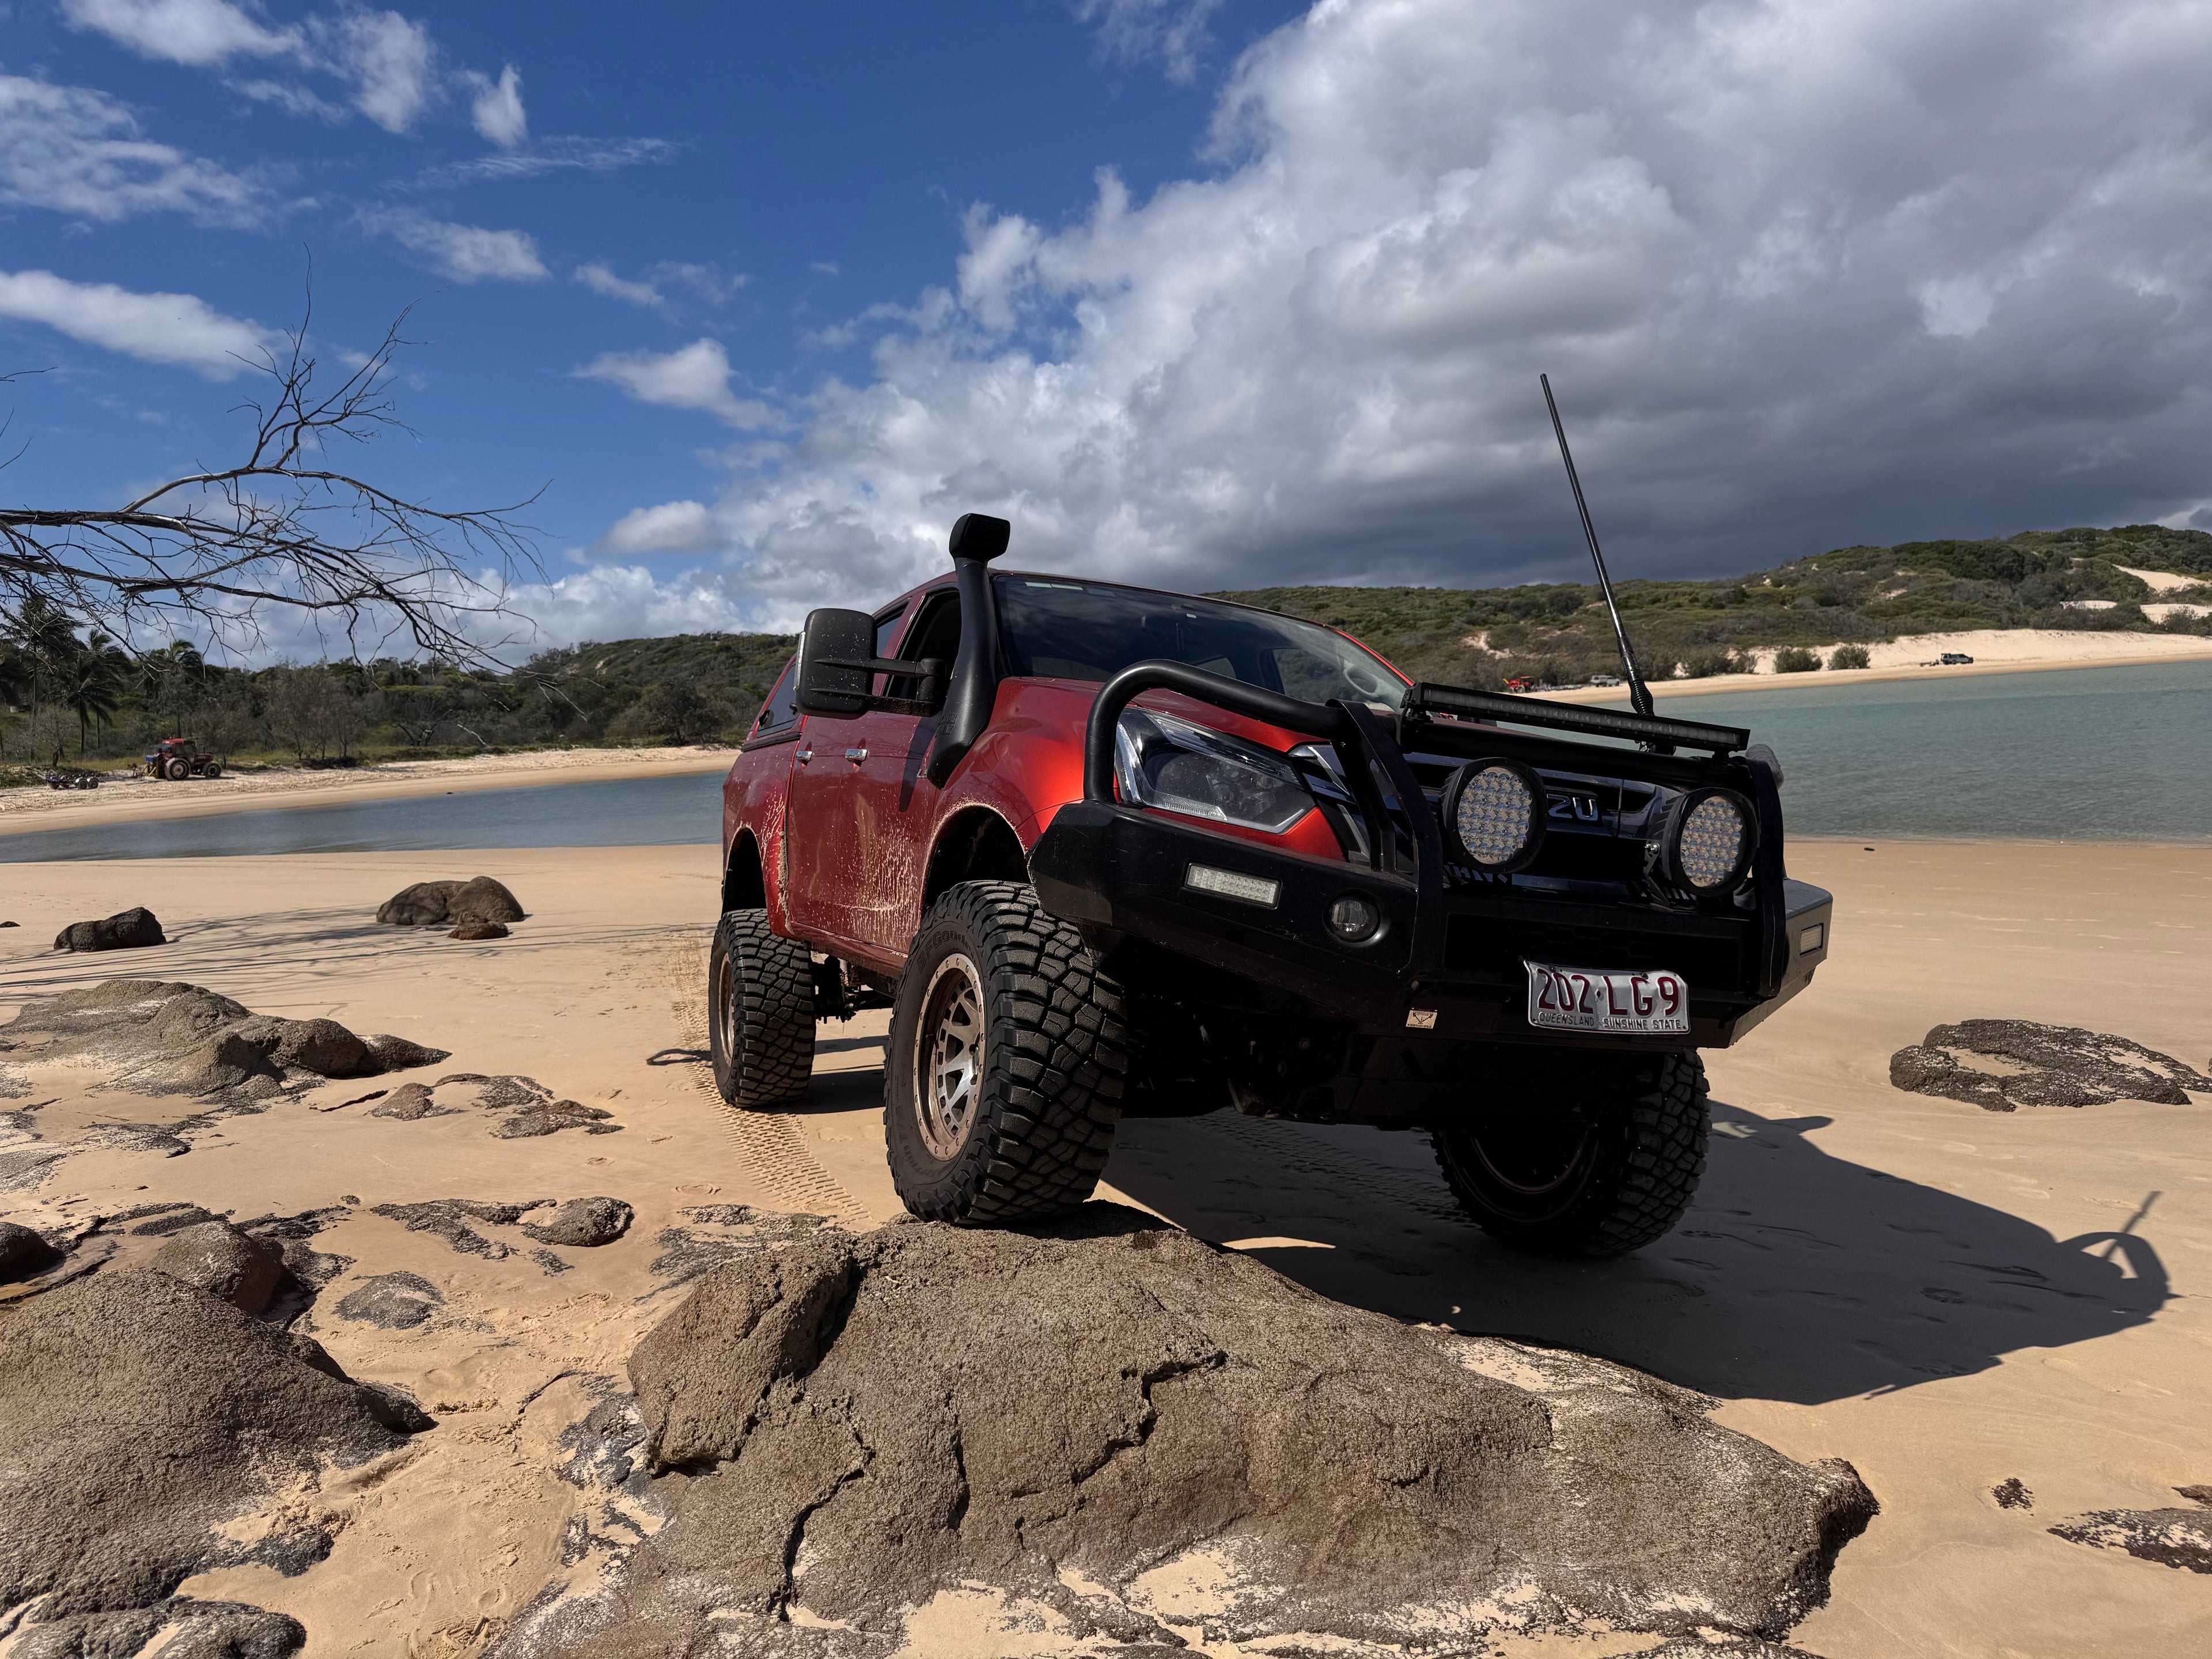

left=0, top=268, right=274, bottom=376
left=575, top=262, right=663, bottom=309
left=665, top=0, right=2212, bottom=618
left=364, top=207, right=547, bottom=282
left=411, top=135, right=675, bottom=187
left=465, top=62, right=527, bottom=149
left=576, top=338, right=774, bottom=427
left=61, top=0, right=296, bottom=66
left=597, top=499, right=724, bottom=555
left=0, top=73, right=264, bottom=224
left=1075, top=0, right=1223, bottom=84
left=320, top=10, right=435, bottom=132
left=498, top=563, right=763, bottom=646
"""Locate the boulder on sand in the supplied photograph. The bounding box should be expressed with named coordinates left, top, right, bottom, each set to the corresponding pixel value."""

left=150, top=1221, right=287, bottom=1317
left=53, top=907, right=166, bottom=953
left=0, top=1219, right=61, bottom=1283
left=0, top=1268, right=425, bottom=1640
left=512, top=1206, right=1876, bottom=1657
left=376, top=876, right=525, bottom=928
left=520, top=1197, right=633, bottom=1248
left=0, top=980, right=448, bottom=1096
left=449, top=921, right=510, bottom=941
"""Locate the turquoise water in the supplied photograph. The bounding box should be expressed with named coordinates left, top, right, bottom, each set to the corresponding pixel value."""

left=0, top=659, right=2204, bottom=861
left=0, top=769, right=725, bottom=862
left=1606, top=658, right=2212, bottom=842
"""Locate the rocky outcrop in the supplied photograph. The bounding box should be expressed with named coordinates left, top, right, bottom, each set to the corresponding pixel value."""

left=335, top=1271, right=444, bottom=1330
left=0, top=1270, right=427, bottom=1644
left=376, top=877, right=525, bottom=928
left=150, top=1220, right=288, bottom=1317
left=53, top=907, right=166, bottom=952
left=521, top=1198, right=634, bottom=1248
left=0, top=1219, right=61, bottom=1282
left=510, top=1206, right=1875, bottom=1657
left=450, top=921, right=511, bottom=940
left=0, top=981, right=449, bottom=1099
left=2051, top=1488, right=2212, bottom=1574
left=1891, top=1018, right=2211, bottom=1110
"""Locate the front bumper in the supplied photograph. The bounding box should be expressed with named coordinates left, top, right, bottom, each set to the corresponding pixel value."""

left=1031, top=799, right=1831, bottom=1049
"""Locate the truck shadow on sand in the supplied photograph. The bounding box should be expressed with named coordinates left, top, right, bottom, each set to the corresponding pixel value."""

left=1104, top=1104, right=2169, bottom=1407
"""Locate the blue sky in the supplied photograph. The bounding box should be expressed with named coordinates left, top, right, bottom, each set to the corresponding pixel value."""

left=5, top=1, right=2212, bottom=655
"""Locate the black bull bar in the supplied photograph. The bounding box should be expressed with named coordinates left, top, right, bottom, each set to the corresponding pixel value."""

left=1029, top=661, right=1829, bottom=1047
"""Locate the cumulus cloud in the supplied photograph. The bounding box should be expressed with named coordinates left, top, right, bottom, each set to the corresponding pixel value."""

left=576, top=338, right=774, bottom=427
left=498, top=563, right=762, bottom=646
left=0, top=268, right=274, bottom=376
left=665, top=0, right=2212, bottom=619
left=0, top=73, right=266, bottom=224
left=466, top=63, right=527, bottom=149
left=363, top=207, right=547, bottom=282
left=597, top=499, right=725, bottom=555
left=60, top=0, right=294, bottom=66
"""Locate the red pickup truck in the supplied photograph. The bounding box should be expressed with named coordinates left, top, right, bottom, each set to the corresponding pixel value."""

left=713, top=514, right=1831, bottom=1256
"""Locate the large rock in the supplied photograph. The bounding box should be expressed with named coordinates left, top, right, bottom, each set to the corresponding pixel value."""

left=518, top=1207, right=1874, bottom=1656
left=0, top=1219, right=61, bottom=1282
left=521, top=1197, right=634, bottom=1248
left=0, top=1269, right=422, bottom=1633
left=376, top=876, right=525, bottom=928
left=1891, top=1018, right=2210, bottom=1110
left=150, top=1221, right=287, bottom=1316
left=52, top=907, right=166, bottom=953
left=0, top=980, right=446, bottom=1096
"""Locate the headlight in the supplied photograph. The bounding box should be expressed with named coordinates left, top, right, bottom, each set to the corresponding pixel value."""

left=1657, top=787, right=1757, bottom=895
left=1444, top=759, right=1546, bottom=872
left=1114, top=707, right=1314, bottom=834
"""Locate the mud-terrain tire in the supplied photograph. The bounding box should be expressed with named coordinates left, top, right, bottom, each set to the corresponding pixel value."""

left=1433, top=1050, right=1709, bottom=1258
left=707, top=908, right=815, bottom=1109
left=886, top=880, right=1127, bottom=1225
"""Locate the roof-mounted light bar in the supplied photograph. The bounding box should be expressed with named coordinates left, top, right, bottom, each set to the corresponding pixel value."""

left=1406, top=682, right=1750, bottom=754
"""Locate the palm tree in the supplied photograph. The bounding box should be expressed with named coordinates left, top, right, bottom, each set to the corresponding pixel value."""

left=59, top=633, right=128, bottom=756
left=2, top=596, right=83, bottom=763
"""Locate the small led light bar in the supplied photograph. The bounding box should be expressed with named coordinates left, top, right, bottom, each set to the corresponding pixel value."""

left=1799, top=923, right=1826, bottom=955
left=1184, top=863, right=1280, bottom=908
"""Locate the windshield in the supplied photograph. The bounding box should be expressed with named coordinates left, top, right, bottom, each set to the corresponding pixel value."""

left=994, top=577, right=1407, bottom=711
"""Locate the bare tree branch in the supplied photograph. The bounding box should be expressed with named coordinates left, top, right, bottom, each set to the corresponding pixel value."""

left=0, top=304, right=543, bottom=667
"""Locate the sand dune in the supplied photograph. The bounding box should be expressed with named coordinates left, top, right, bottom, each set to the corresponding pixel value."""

left=0, top=839, right=2206, bottom=1656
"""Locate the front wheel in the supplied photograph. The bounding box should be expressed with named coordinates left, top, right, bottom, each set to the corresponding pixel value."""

left=707, top=908, right=815, bottom=1108
left=201, top=761, right=222, bottom=779
left=885, top=881, right=1127, bottom=1224
left=1433, top=1050, right=1709, bottom=1259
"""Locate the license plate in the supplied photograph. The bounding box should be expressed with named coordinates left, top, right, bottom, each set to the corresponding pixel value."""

left=1524, top=961, right=1690, bottom=1034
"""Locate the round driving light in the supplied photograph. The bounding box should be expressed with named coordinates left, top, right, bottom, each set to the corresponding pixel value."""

left=1445, top=760, right=1547, bottom=873
left=1328, top=893, right=1382, bottom=942
left=1663, top=787, right=1757, bottom=894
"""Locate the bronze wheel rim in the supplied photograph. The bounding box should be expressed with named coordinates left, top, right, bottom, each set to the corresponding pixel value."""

left=913, top=952, right=985, bottom=1160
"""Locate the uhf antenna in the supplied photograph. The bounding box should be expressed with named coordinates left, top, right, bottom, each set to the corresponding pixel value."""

left=1540, top=374, right=1655, bottom=719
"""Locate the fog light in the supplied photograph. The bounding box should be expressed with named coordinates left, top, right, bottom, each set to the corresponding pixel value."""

left=1445, top=759, right=1547, bottom=873
left=1799, top=922, right=1825, bottom=955
left=1328, top=893, right=1381, bottom=942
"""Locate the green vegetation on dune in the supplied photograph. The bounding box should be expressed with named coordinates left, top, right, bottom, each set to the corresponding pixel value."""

left=1214, top=523, right=2212, bottom=689
left=3, top=524, right=2206, bottom=772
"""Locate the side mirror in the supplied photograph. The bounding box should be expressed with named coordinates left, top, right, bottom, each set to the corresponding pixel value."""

left=795, top=608, right=874, bottom=718
left=795, top=607, right=948, bottom=720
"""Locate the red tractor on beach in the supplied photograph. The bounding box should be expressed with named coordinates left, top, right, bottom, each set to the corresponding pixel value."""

left=143, top=737, right=222, bottom=781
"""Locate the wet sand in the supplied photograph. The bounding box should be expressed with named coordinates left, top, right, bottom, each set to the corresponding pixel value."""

left=1, top=838, right=2206, bottom=1656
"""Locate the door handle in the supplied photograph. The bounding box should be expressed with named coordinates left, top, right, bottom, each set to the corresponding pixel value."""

left=843, top=747, right=869, bottom=763
left=796, top=748, right=812, bottom=764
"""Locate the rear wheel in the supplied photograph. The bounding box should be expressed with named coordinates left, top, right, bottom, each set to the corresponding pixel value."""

left=885, top=881, right=1127, bottom=1224
left=1433, top=1050, right=1709, bottom=1258
left=707, top=908, right=815, bottom=1108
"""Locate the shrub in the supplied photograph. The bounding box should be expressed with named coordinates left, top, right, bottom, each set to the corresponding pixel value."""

left=1828, top=643, right=1872, bottom=669
left=1774, top=647, right=1823, bottom=673
left=1678, top=649, right=1738, bottom=679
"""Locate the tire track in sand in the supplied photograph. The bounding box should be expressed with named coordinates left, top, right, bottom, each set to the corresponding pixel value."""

left=665, top=930, right=870, bottom=1225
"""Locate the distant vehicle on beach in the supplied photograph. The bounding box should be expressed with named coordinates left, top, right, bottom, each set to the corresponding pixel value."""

left=142, top=737, right=222, bottom=781
left=707, top=512, right=1832, bottom=1261
left=1939, top=653, right=1975, bottom=665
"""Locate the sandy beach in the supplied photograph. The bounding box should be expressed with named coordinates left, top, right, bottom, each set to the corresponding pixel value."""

left=0, top=745, right=735, bottom=837
left=1548, top=628, right=2212, bottom=703
left=1, top=836, right=2206, bottom=1656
